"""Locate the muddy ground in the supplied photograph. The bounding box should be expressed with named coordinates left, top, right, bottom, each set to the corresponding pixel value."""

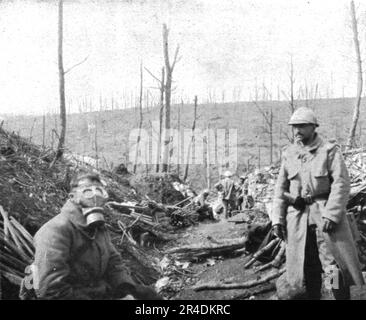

left=159, top=214, right=278, bottom=300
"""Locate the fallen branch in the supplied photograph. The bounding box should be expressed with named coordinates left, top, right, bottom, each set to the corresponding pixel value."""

left=113, top=213, right=177, bottom=242
left=166, top=237, right=248, bottom=260
left=244, top=238, right=281, bottom=269
left=192, top=268, right=285, bottom=291
left=255, top=241, right=286, bottom=272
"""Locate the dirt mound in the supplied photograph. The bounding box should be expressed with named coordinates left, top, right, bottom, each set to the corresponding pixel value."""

left=129, top=173, right=186, bottom=205
left=0, top=127, right=159, bottom=299
left=0, top=128, right=69, bottom=235
left=0, top=128, right=139, bottom=235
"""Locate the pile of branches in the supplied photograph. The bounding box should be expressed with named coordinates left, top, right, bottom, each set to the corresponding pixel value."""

left=0, top=206, right=34, bottom=287
left=108, top=196, right=199, bottom=232
left=166, top=197, right=199, bottom=228
left=0, top=127, right=69, bottom=233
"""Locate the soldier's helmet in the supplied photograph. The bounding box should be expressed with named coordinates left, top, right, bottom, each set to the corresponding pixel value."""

left=224, top=170, right=233, bottom=177
left=288, top=107, right=319, bottom=127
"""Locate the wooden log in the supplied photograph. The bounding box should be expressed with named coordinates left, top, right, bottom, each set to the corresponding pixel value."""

left=0, top=251, right=28, bottom=271
left=0, top=206, right=31, bottom=257
left=10, top=217, right=34, bottom=246
left=2, top=271, right=23, bottom=286
left=166, top=237, right=248, bottom=260
left=130, top=212, right=153, bottom=223
left=8, top=220, right=34, bottom=257
left=0, top=206, right=10, bottom=241
left=192, top=268, right=285, bottom=291
left=0, top=262, right=25, bottom=278
left=244, top=238, right=281, bottom=269
left=167, top=237, right=247, bottom=254
left=0, top=236, right=32, bottom=264
left=173, top=196, right=193, bottom=207
left=256, top=241, right=286, bottom=272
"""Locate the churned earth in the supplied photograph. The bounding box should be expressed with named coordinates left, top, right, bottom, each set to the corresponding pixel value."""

left=160, top=213, right=365, bottom=300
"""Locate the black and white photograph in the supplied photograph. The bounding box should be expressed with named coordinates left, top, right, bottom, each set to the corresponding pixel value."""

left=1, top=0, right=366, bottom=305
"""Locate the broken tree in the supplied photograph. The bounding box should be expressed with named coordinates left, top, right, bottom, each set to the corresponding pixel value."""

left=161, top=23, right=180, bottom=173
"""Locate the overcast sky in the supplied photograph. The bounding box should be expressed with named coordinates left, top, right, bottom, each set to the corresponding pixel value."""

left=0, top=0, right=364, bottom=115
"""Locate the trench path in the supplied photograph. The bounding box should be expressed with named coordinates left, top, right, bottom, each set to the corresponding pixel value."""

left=162, top=213, right=365, bottom=300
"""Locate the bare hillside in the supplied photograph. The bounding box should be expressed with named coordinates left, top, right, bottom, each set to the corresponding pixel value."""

left=4, top=97, right=366, bottom=190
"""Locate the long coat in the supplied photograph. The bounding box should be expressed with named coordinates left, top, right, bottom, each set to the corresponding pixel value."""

left=33, top=200, right=136, bottom=299
left=215, top=177, right=236, bottom=200
left=272, top=134, right=364, bottom=290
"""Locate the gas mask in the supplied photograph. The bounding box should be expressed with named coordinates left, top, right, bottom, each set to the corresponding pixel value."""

left=74, top=185, right=109, bottom=228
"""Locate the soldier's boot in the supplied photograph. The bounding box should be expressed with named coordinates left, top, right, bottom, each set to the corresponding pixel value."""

left=304, top=225, right=323, bottom=300
left=304, top=269, right=322, bottom=300
left=332, top=272, right=350, bottom=300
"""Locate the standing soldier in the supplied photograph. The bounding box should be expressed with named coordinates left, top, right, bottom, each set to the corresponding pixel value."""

left=272, top=107, right=364, bottom=300
left=215, top=171, right=236, bottom=219
left=236, top=175, right=249, bottom=210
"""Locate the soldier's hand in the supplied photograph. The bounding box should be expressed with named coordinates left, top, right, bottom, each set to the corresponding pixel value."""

left=273, top=224, right=286, bottom=240
left=133, top=285, right=164, bottom=300
left=293, top=197, right=306, bottom=211
left=322, top=218, right=336, bottom=234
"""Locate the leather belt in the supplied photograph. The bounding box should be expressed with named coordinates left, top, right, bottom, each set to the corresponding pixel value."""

left=303, top=192, right=329, bottom=204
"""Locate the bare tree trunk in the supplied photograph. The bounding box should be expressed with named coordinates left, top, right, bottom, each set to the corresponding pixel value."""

left=177, top=100, right=182, bottom=178
left=94, top=118, right=99, bottom=170
left=156, top=67, right=165, bottom=173
left=161, top=23, right=180, bottom=173
left=290, top=56, right=295, bottom=114
left=51, top=0, right=66, bottom=167
left=133, top=62, right=143, bottom=173
left=29, top=118, right=37, bottom=143
left=206, top=123, right=211, bottom=189
left=253, top=99, right=274, bottom=165
left=286, top=55, right=295, bottom=142
left=183, top=96, right=198, bottom=182
left=346, top=0, right=363, bottom=150
left=269, top=107, right=273, bottom=164
left=161, top=24, right=171, bottom=173
left=42, top=114, right=46, bottom=148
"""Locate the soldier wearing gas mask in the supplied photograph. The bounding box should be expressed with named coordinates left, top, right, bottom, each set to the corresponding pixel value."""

left=31, top=171, right=162, bottom=300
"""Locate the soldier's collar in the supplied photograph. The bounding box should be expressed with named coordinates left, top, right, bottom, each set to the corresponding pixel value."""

left=296, top=133, right=322, bottom=153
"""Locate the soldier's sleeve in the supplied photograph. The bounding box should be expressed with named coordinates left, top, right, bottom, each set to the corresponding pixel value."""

left=323, top=144, right=350, bottom=224
left=105, top=232, right=136, bottom=291
left=272, top=157, right=290, bottom=226
left=34, top=222, right=88, bottom=300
